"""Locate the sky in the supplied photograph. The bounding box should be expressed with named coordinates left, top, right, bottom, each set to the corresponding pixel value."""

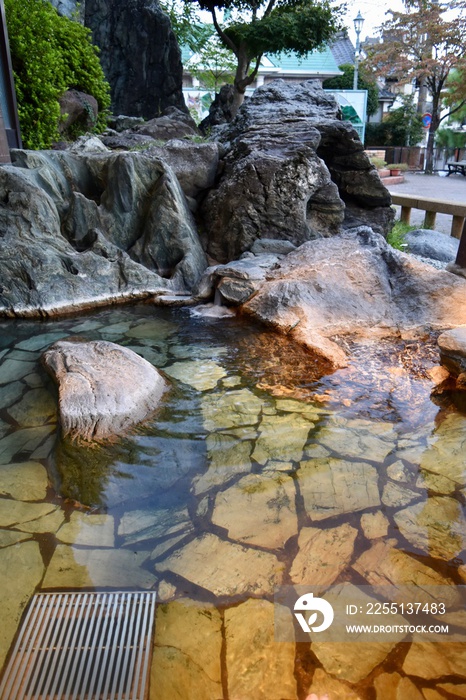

left=339, top=0, right=405, bottom=42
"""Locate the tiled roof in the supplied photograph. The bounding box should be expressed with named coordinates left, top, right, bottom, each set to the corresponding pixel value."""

left=264, top=45, right=341, bottom=76
left=329, top=31, right=355, bottom=67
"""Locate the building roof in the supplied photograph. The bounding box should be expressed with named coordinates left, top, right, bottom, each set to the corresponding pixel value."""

left=329, top=31, right=355, bottom=67
left=263, top=45, right=341, bottom=77
left=378, top=87, right=396, bottom=101
left=181, top=26, right=341, bottom=80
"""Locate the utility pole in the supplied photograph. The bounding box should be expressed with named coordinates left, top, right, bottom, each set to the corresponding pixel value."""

left=353, top=11, right=364, bottom=91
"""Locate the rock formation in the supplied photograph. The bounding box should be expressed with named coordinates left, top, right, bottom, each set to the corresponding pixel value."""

left=240, top=227, right=466, bottom=367
left=0, top=149, right=207, bottom=316
left=84, top=0, right=186, bottom=118
left=59, top=90, right=99, bottom=139
left=42, top=339, right=169, bottom=441
left=437, top=327, right=466, bottom=390
left=201, top=80, right=393, bottom=263
left=48, top=0, right=82, bottom=18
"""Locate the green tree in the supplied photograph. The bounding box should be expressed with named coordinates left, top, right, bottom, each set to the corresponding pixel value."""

left=5, top=0, right=110, bottom=149
left=365, top=0, right=466, bottom=173
left=188, top=35, right=237, bottom=92
left=323, top=63, right=379, bottom=117
left=184, top=0, right=342, bottom=115
left=160, top=0, right=212, bottom=51
left=384, top=95, right=424, bottom=146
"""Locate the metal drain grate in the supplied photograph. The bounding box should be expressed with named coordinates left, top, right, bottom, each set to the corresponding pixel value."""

left=0, top=591, right=156, bottom=700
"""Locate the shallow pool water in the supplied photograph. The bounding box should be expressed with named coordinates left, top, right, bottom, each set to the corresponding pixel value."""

left=0, top=303, right=465, bottom=699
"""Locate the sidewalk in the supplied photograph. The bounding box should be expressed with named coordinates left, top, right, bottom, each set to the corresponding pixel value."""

left=388, top=172, right=466, bottom=235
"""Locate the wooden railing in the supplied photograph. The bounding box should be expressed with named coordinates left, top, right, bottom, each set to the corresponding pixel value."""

left=390, top=193, right=466, bottom=268
left=390, top=193, right=466, bottom=239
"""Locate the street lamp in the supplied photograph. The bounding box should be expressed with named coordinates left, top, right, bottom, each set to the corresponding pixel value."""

left=353, top=11, right=365, bottom=91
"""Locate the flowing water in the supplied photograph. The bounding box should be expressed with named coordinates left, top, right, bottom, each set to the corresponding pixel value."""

left=0, top=303, right=465, bottom=699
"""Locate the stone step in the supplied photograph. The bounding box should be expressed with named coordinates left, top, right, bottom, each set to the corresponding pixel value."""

left=380, top=175, right=405, bottom=185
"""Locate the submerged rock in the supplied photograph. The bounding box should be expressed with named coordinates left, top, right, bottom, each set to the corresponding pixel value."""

left=0, top=541, right=45, bottom=670
left=151, top=599, right=223, bottom=700
left=394, top=495, right=466, bottom=560
left=0, top=461, right=49, bottom=501
left=290, top=523, right=357, bottom=588
left=374, top=673, right=424, bottom=700
left=211, top=472, right=298, bottom=550
left=154, top=533, right=283, bottom=597
left=225, top=599, right=298, bottom=700
left=298, top=457, right=380, bottom=520
left=192, top=433, right=253, bottom=495
left=42, top=339, right=168, bottom=441
left=43, top=545, right=156, bottom=589
left=403, top=642, right=466, bottom=680
left=353, top=539, right=461, bottom=606
left=418, top=413, right=466, bottom=493
left=360, top=511, right=389, bottom=540
left=312, top=639, right=395, bottom=684
left=307, top=669, right=363, bottom=700
left=164, top=359, right=227, bottom=391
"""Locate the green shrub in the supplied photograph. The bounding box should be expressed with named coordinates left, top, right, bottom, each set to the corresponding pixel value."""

left=5, top=0, right=110, bottom=149
left=387, top=220, right=417, bottom=250
left=386, top=163, right=408, bottom=171
left=435, top=128, right=466, bottom=149
left=369, top=155, right=387, bottom=169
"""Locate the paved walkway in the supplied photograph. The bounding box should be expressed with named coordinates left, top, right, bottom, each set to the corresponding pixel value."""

left=388, top=172, right=466, bottom=235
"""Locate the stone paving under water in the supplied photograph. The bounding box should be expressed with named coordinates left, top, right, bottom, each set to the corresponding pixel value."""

left=0, top=304, right=465, bottom=699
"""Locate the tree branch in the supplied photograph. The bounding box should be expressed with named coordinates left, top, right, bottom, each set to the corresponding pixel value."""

left=263, top=0, right=277, bottom=19
left=249, top=53, right=263, bottom=81
left=441, top=98, right=466, bottom=122
left=211, top=7, right=237, bottom=54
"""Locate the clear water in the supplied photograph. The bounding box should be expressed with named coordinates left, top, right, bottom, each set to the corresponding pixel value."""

left=0, top=303, right=465, bottom=699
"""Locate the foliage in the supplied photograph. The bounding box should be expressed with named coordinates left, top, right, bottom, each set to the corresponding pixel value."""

left=365, top=96, right=424, bottom=147
left=386, top=162, right=408, bottom=170
left=441, top=68, right=466, bottom=126
left=184, top=0, right=342, bottom=114
left=324, top=63, right=379, bottom=116
left=364, top=122, right=387, bottom=147
left=368, top=155, right=386, bottom=169
left=384, top=96, right=424, bottom=146
left=160, top=0, right=212, bottom=51
left=5, top=0, right=110, bottom=149
left=365, top=0, right=466, bottom=172
left=435, top=127, right=466, bottom=148
left=387, top=220, right=417, bottom=250
left=188, top=33, right=237, bottom=91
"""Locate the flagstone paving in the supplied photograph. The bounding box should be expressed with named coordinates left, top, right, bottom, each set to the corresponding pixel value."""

left=0, top=307, right=465, bottom=699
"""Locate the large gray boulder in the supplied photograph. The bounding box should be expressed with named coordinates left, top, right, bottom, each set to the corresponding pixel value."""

left=240, top=227, right=466, bottom=368
left=201, top=81, right=393, bottom=263
left=141, top=139, right=220, bottom=201
left=404, top=229, right=459, bottom=263
left=0, top=150, right=207, bottom=316
left=437, top=327, right=466, bottom=377
left=42, top=340, right=168, bottom=441
left=85, top=0, right=186, bottom=118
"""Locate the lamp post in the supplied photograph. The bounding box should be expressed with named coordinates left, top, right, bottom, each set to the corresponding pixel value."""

left=353, top=11, right=365, bottom=91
